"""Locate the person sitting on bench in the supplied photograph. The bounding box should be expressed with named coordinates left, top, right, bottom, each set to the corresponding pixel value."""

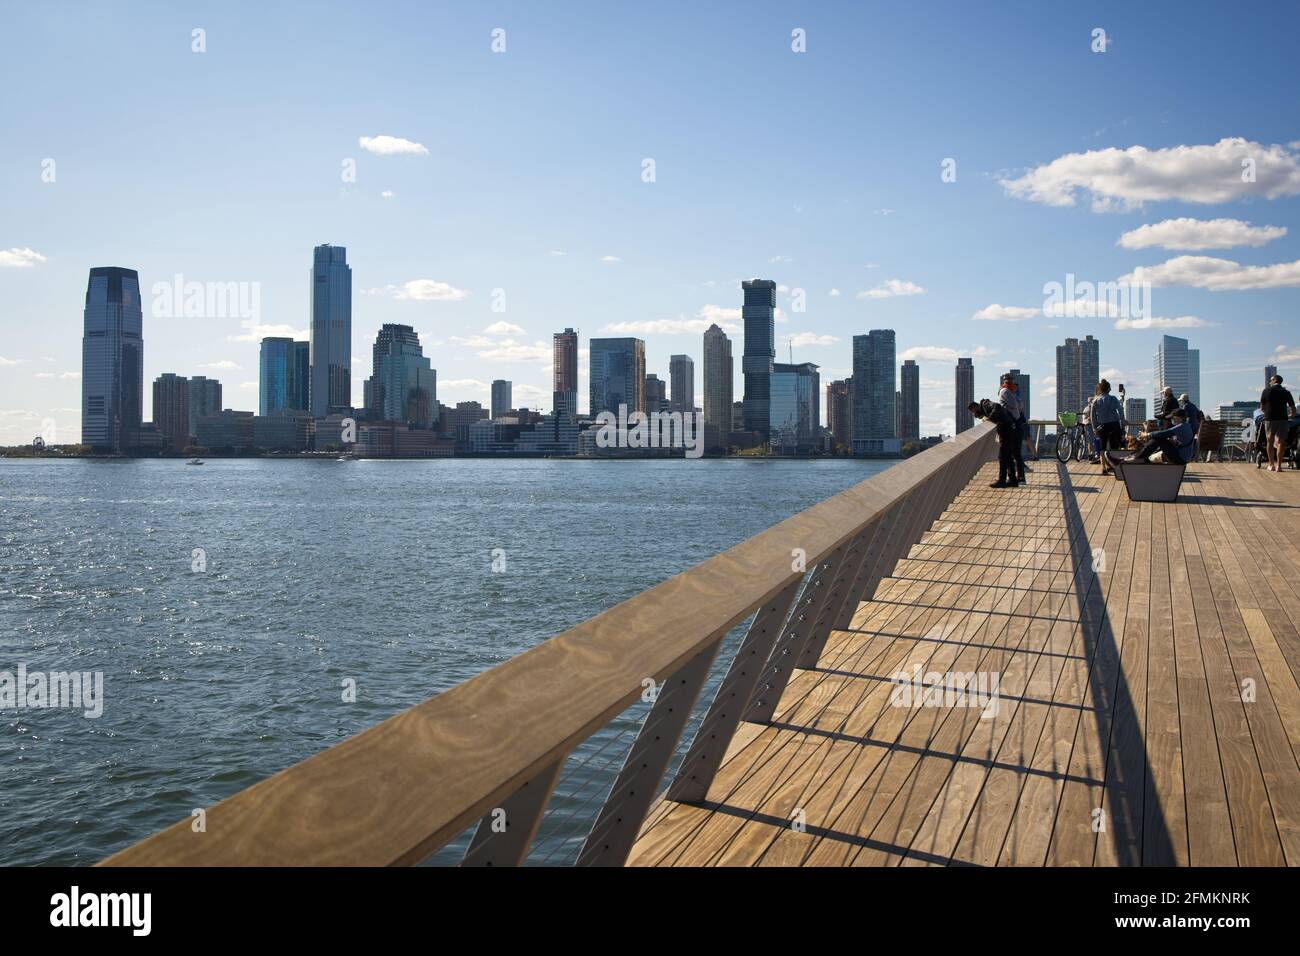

left=1106, top=408, right=1195, bottom=469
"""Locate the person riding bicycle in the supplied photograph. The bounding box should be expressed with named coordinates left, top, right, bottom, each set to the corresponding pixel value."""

left=1089, top=379, right=1125, bottom=475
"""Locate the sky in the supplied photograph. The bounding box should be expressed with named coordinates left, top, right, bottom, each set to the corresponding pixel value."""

left=1, top=0, right=1298, bottom=444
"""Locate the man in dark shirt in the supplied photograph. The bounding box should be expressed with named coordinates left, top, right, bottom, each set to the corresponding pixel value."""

left=969, top=400, right=1018, bottom=488
left=1261, top=374, right=1297, bottom=472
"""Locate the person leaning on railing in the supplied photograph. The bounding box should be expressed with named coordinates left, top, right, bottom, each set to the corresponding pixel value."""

left=1106, top=408, right=1196, bottom=470
left=1089, top=379, right=1125, bottom=476
left=968, top=399, right=1018, bottom=488
left=998, top=373, right=1027, bottom=484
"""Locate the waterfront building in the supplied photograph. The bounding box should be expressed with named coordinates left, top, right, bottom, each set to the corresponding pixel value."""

left=955, top=358, right=974, bottom=433
left=669, top=354, right=695, bottom=414
left=899, top=360, right=920, bottom=441
left=1125, top=397, right=1148, bottom=437
left=702, top=323, right=733, bottom=441
left=826, top=379, right=852, bottom=449
left=363, top=324, right=436, bottom=428
left=645, top=374, right=667, bottom=414
left=309, top=244, right=352, bottom=417
left=81, top=266, right=143, bottom=452
left=187, top=376, right=222, bottom=439
left=1153, top=334, right=1200, bottom=411
left=1056, top=335, right=1100, bottom=418
left=442, top=401, right=489, bottom=450
left=741, top=279, right=776, bottom=440
left=151, top=373, right=190, bottom=450
left=852, top=330, right=897, bottom=455
left=289, top=340, right=310, bottom=411
left=259, top=337, right=295, bottom=416
left=514, top=391, right=582, bottom=455
left=491, top=380, right=513, bottom=419
left=770, top=362, right=820, bottom=453
left=553, top=327, right=578, bottom=415
left=589, top=337, right=646, bottom=417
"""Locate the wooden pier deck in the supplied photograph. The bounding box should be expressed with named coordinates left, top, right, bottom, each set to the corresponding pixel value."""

left=629, top=460, right=1300, bottom=867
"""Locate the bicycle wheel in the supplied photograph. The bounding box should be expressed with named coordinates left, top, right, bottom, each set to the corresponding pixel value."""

left=1056, top=428, right=1072, bottom=462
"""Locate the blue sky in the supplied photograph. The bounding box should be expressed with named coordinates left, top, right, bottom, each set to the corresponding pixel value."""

left=2, top=0, right=1298, bottom=443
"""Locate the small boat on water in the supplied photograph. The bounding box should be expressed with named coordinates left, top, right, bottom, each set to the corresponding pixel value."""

left=186, top=458, right=204, bottom=466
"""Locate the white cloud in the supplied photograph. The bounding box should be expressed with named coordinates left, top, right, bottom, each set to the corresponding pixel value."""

left=786, top=332, right=839, bottom=348
left=358, top=135, right=428, bottom=156
left=380, top=190, right=394, bottom=199
left=1120, top=255, right=1300, bottom=290
left=1117, top=217, right=1286, bottom=251
left=1002, top=139, right=1300, bottom=211
left=1272, top=345, right=1300, bottom=364
left=60, top=371, right=80, bottom=379
left=828, top=288, right=841, bottom=297
left=0, top=356, right=23, bottom=366
left=548, top=249, right=566, bottom=257
left=899, top=345, right=995, bottom=362
left=600, top=255, right=621, bottom=263
left=228, top=322, right=308, bottom=343
left=439, top=378, right=490, bottom=391
left=484, top=321, right=525, bottom=336
left=200, top=360, right=242, bottom=370
left=857, top=278, right=925, bottom=299
left=476, top=340, right=551, bottom=362
left=603, top=305, right=743, bottom=336
left=972, top=304, right=1038, bottom=322
left=0, top=248, right=46, bottom=268
left=1114, top=316, right=1210, bottom=330
left=364, top=280, right=469, bottom=301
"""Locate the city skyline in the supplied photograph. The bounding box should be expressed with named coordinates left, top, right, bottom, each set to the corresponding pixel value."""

left=5, top=3, right=1300, bottom=446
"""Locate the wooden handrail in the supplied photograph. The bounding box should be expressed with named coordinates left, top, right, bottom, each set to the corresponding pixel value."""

left=100, top=422, right=996, bottom=866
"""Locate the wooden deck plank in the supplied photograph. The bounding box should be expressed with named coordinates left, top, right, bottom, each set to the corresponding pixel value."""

left=627, top=461, right=1300, bottom=868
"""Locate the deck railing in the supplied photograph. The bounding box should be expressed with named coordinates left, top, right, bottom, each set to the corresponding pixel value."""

left=101, top=423, right=996, bottom=866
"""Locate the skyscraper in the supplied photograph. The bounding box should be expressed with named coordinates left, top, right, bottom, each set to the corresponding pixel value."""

left=1153, top=334, right=1200, bottom=410
left=851, top=330, right=896, bottom=454
left=259, top=337, right=294, bottom=416
left=955, top=358, right=974, bottom=433
left=364, top=324, right=435, bottom=427
left=702, top=324, right=733, bottom=436
left=1007, top=367, right=1031, bottom=422
left=1056, top=335, right=1100, bottom=418
left=770, top=362, right=820, bottom=453
left=826, top=379, right=852, bottom=448
left=669, top=354, right=695, bottom=413
left=553, top=327, right=578, bottom=415
left=899, top=359, right=920, bottom=441
left=645, top=374, right=666, bottom=414
left=741, top=279, right=776, bottom=439
left=289, top=341, right=310, bottom=411
left=1265, top=364, right=1277, bottom=386
left=491, top=380, right=513, bottom=418
left=1125, top=397, right=1148, bottom=437
left=309, top=244, right=352, bottom=417
left=187, top=376, right=222, bottom=438
left=152, top=373, right=189, bottom=450
left=589, top=338, right=646, bottom=417
left=81, top=266, right=143, bottom=452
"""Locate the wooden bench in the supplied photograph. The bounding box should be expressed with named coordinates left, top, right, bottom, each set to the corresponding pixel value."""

left=1114, top=459, right=1186, bottom=502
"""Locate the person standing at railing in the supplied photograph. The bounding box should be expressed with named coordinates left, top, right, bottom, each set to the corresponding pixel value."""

left=999, top=373, right=1027, bottom=484
left=1089, top=379, right=1125, bottom=476
left=1260, top=374, right=1297, bottom=473
left=968, top=399, right=1018, bottom=488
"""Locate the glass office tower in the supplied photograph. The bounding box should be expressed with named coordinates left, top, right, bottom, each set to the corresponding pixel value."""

left=81, top=266, right=143, bottom=452
left=260, top=337, right=294, bottom=416
left=589, top=338, right=646, bottom=417
left=741, top=279, right=776, bottom=439
left=309, top=244, right=352, bottom=417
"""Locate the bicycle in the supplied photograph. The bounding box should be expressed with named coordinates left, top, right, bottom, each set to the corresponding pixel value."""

left=1055, top=411, right=1091, bottom=462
